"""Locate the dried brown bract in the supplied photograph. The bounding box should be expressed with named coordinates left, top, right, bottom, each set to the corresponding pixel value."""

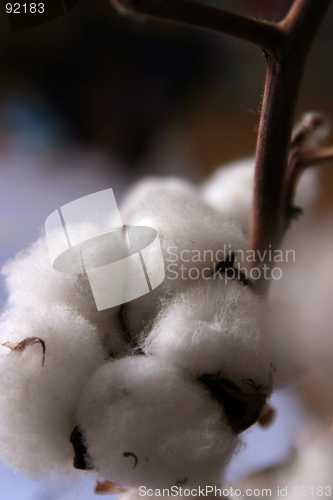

left=258, top=405, right=276, bottom=427
left=2, top=337, right=46, bottom=367
left=199, top=374, right=269, bottom=434
left=95, top=479, right=127, bottom=495
left=123, top=452, right=138, bottom=469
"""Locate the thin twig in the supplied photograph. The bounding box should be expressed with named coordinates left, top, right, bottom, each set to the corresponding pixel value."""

left=290, top=112, right=326, bottom=147
left=250, top=0, right=332, bottom=295
left=284, top=145, right=333, bottom=222
left=296, top=147, right=333, bottom=168
left=111, top=0, right=283, bottom=54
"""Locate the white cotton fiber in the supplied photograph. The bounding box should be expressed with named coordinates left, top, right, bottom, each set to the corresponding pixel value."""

left=120, top=176, right=197, bottom=222
left=201, top=158, right=318, bottom=233
left=144, top=279, right=273, bottom=393
left=120, top=186, right=248, bottom=338
left=0, top=304, right=107, bottom=478
left=2, top=226, right=127, bottom=355
left=122, top=186, right=245, bottom=252
left=264, top=218, right=333, bottom=387
left=76, top=356, right=239, bottom=489
left=201, top=159, right=255, bottom=233
left=295, top=232, right=333, bottom=365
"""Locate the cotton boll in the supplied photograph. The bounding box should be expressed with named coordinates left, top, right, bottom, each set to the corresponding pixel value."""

left=145, top=278, right=273, bottom=394
left=201, top=159, right=318, bottom=234
left=122, top=188, right=246, bottom=251
left=293, top=169, right=318, bottom=215
left=2, top=227, right=127, bottom=355
left=269, top=222, right=333, bottom=376
left=0, top=304, right=107, bottom=478
left=266, top=216, right=333, bottom=385
left=294, top=232, right=333, bottom=365
left=121, top=188, right=248, bottom=338
left=262, top=303, right=310, bottom=386
left=76, top=356, right=239, bottom=489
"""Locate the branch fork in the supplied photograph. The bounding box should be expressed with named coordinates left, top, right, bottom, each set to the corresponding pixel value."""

left=110, top=0, right=333, bottom=295
left=286, top=113, right=333, bottom=224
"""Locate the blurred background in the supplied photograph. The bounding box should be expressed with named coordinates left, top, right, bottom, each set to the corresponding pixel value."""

left=0, top=0, right=333, bottom=498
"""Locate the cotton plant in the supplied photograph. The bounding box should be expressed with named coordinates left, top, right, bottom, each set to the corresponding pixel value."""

left=0, top=153, right=322, bottom=492
left=0, top=178, right=280, bottom=490
left=75, top=356, right=238, bottom=490
left=2, top=0, right=333, bottom=497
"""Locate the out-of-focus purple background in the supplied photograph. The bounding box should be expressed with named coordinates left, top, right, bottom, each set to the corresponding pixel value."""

left=1, top=0, right=333, bottom=498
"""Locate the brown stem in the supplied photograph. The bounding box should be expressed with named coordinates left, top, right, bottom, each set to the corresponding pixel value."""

left=112, top=0, right=283, bottom=54
left=296, top=146, right=333, bottom=167
left=250, top=0, right=332, bottom=295
left=284, top=145, right=333, bottom=223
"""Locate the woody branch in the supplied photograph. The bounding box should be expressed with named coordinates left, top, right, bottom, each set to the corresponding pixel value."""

left=110, top=0, right=333, bottom=295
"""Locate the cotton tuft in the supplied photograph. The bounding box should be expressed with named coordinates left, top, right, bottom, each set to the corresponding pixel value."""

left=0, top=304, right=107, bottom=478
left=121, top=187, right=248, bottom=338
left=76, top=356, right=238, bottom=489
left=120, top=176, right=198, bottom=222
left=144, top=279, right=274, bottom=393
left=2, top=225, right=127, bottom=355
left=201, top=158, right=318, bottom=233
